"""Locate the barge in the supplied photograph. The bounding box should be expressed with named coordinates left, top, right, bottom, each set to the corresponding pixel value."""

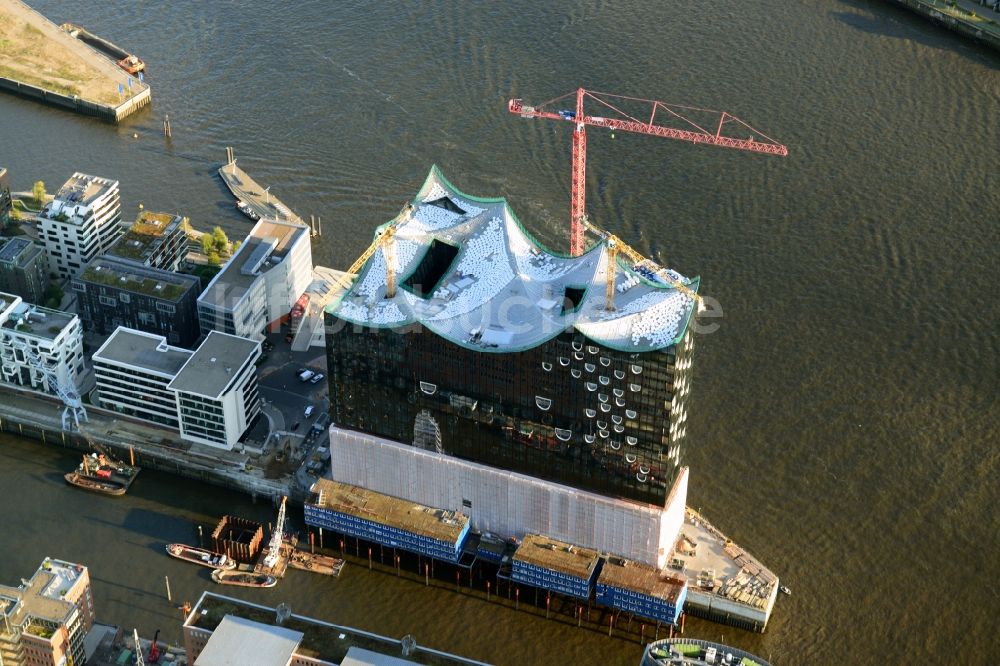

left=166, top=544, right=237, bottom=570
left=64, top=452, right=138, bottom=497
left=61, top=22, right=145, bottom=75
left=211, top=569, right=277, bottom=588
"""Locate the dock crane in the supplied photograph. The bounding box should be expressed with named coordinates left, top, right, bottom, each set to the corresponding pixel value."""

left=509, top=87, right=788, bottom=257
left=263, top=496, right=288, bottom=568
left=7, top=338, right=87, bottom=430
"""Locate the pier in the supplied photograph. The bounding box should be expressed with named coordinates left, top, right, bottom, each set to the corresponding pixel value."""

left=218, top=149, right=305, bottom=224
left=0, top=0, right=151, bottom=122
left=882, top=0, right=1000, bottom=52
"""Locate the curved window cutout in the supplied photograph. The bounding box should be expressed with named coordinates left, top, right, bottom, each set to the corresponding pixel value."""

left=571, top=369, right=582, bottom=378
left=614, top=370, right=625, bottom=380
left=614, top=424, right=625, bottom=433
left=599, top=429, right=609, bottom=438
left=631, top=364, right=643, bottom=375
left=597, top=420, right=608, bottom=430
left=598, top=393, right=609, bottom=403
left=599, top=403, right=611, bottom=413
left=559, top=357, right=570, bottom=367
left=630, top=383, right=641, bottom=392
left=572, top=340, right=583, bottom=352
left=639, top=464, right=650, bottom=475
left=611, top=415, right=622, bottom=425
left=542, top=362, right=552, bottom=372
left=585, top=363, right=596, bottom=373
left=610, top=440, right=621, bottom=450
left=599, top=376, right=610, bottom=386
left=636, top=472, right=648, bottom=483
left=573, top=352, right=584, bottom=361
left=615, top=397, right=626, bottom=407
left=625, top=453, right=636, bottom=464
left=587, top=345, right=600, bottom=354
left=584, top=434, right=595, bottom=444
left=535, top=396, right=552, bottom=411
left=554, top=428, right=572, bottom=441
left=626, top=409, right=637, bottom=419
left=586, top=382, right=597, bottom=392
left=419, top=381, right=437, bottom=395
left=613, top=388, right=624, bottom=398
left=627, top=436, right=638, bottom=446
left=585, top=408, right=596, bottom=418
left=600, top=357, right=611, bottom=367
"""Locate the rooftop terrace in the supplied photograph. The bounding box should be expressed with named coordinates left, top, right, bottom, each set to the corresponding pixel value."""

left=53, top=172, right=117, bottom=208
left=310, top=478, right=469, bottom=544
left=80, top=256, right=198, bottom=301
left=0, top=558, right=86, bottom=631
left=93, top=328, right=193, bottom=377
left=186, top=592, right=486, bottom=666
left=513, top=534, right=601, bottom=580
left=0, top=237, right=35, bottom=264
left=110, top=211, right=185, bottom=262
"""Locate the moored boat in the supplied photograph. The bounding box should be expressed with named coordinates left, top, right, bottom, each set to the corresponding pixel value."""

left=166, top=544, right=236, bottom=570
left=236, top=200, right=260, bottom=221
left=64, top=471, right=127, bottom=496
left=211, top=569, right=277, bottom=588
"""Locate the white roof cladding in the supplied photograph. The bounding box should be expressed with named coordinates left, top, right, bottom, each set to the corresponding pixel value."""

left=330, top=166, right=700, bottom=353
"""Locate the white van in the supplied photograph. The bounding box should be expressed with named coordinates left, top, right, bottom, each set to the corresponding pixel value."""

left=298, top=370, right=315, bottom=382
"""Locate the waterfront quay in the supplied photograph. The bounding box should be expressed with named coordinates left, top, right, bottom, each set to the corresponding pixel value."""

left=218, top=149, right=306, bottom=225
left=0, top=0, right=151, bottom=122
left=883, top=0, right=1000, bottom=52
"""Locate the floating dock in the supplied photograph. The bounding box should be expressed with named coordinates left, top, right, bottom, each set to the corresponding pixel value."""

left=218, top=149, right=305, bottom=224
left=254, top=534, right=297, bottom=579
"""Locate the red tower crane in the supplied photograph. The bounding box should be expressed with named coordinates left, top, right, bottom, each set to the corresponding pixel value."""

left=508, top=88, right=789, bottom=256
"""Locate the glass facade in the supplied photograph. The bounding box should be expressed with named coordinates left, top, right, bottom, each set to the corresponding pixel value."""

left=325, top=316, right=694, bottom=506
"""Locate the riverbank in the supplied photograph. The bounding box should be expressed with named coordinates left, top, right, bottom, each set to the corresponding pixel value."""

left=883, top=0, right=1000, bottom=52
left=0, top=0, right=150, bottom=121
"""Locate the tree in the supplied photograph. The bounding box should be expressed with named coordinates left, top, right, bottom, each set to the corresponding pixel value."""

left=211, top=226, right=229, bottom=253
left=32, top=181, right=46, bottom=208
left=200, top=233, right=214, bottom=255
left=207, top=251, right=221, bottom=266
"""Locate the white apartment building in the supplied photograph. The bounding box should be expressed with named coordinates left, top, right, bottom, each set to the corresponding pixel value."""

left=198, top=218, right=312, bottom=340
left=36, top=173, right=123, bottom=280
left=93, top=328, right=262, bottom=450
left=0, top=292, right=85, bottom=396
left=92, top=328, right=193, bottom=429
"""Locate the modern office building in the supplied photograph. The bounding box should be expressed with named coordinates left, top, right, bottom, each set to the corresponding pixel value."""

left=0, top=292, right=85, bottom=396
left=0, top=167, right=11, bottom=227
left=0, top=558, right=95, bottom=666
left=323, top=167, right=697, bottom=568
left=169, top=331, right=262, bottom=449
left=198, top=218, right=312, bottom=339
left=107, top=210, right=189, bottom=271
left=0, top=237, right=49, bottom=304
left=182, top=591, right=485, bottom=666
left=73, top=255, right=201, bottom=347
left=36, top=173, right=123, bottom=280
left=92, top=328, right=193, bottom=429
left=94, top=328, right=261, bottom=449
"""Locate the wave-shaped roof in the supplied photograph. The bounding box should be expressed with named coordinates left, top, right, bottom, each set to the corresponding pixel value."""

left=329, top=166, right=700, bottom=353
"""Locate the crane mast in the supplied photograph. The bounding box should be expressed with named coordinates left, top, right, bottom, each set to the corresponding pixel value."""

left=263, top=496, right=287, bottom=568
left=509, top=87, right=788, bottom=257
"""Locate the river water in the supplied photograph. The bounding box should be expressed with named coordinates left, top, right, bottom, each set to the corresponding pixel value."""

left=1, top=1, right=998, bottom=663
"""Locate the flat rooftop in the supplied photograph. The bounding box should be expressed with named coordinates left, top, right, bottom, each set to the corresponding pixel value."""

left=0, top=300, right=76, bottom=340
left=671, top=508, right=777, bottom=612
left=109, top=211, right=185, bottom=262
left=195, top=615, right=302, bottom=666
left=167, top=331, right=260, bottom=399
left=93, top=328, right=193, bottom=377
left=513, top=534, right=601, bottom=580
left=186, top=592, right=485, bottom=666
left=54, top=172, right=117, bottom=208
left=0, top=237, right=35, bottom=264
left=598, top=557, right=685, bottom=604
left=80, top=256, right=199, bottom=300
left=310, top=478, right=469, bottom=544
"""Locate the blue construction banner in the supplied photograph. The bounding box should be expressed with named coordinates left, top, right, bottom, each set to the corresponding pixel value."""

left=118, top=83, right=124, bottom=94
left=138, top=71, right=144, bottom=83
left=128, top=78, right=133, bottom=89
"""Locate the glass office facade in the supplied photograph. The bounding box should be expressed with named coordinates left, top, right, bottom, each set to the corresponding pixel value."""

left=326, top=316, right=694, bottom=506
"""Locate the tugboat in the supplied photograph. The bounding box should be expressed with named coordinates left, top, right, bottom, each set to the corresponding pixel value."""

left=165, top=544, right=237, bottom=570
left=236, top=200, right=260, bottom=221
left=211, top=569, right=277, bottom=588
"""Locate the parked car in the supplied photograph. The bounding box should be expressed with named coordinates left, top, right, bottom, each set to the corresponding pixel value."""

left=310, top=372, right=325, bottom=384
left=298, top=370, right=315, bottom=382
left=304, top=405, right=315, bottom=418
